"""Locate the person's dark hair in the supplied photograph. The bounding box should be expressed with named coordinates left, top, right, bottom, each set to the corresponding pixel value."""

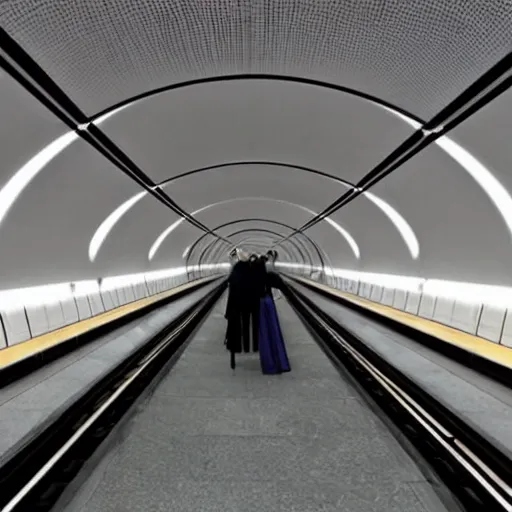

left=266, top=249, right=278, bottom=262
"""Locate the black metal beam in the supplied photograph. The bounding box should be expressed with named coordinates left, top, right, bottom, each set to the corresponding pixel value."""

left=279, top=51, right=512, bottom=244
left=0, top=29, right=226, bottom=243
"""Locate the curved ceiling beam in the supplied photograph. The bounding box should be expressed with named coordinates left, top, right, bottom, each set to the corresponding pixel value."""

left=150, top=196, right=359, bottom=261
left=91, top=159, right=410, bottom=261
left=187, top=217, right=328, bottom=269
left=203, top=234, right=310, bottom=269
left=4, top=75, right=508, bottom=259
left=156, top=160, right=418, bottom=259
left=200, top=229, right=302, bottom=268
left=158, top=160, right=354, bottom=188
left=0, top=73, right=422, bottom=240
left=385, top=107, right=512, bottom=238
left=199, top=230, right=310, bottom=269
left=88, top=78, right=512, bottom=243
left=205, top=236, right=297, bottom=267
left=184, top=218, right=330, bottom=273
left=88, top=74, right=425, bottom=125
left=207, top=236, right=297, bottom=265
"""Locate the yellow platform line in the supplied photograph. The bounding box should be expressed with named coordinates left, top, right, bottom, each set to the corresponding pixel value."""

left=0, top=276, right=219, bottom=369
left=294, top=276, right=512, bottom=371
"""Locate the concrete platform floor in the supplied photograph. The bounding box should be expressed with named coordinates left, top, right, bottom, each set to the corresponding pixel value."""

left=56, top=296, right=457, bottom=512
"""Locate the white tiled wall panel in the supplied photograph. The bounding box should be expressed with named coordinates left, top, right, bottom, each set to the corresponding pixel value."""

left=418, top=294, right=436, bottom=320
left=393, top=290, right=408, bottom=310
left=45, top=302, right=66, bottom=331
left=450, top=302, right=481, bottom=335
left=370, top=285, right=383, bottom=302
left=61, top=298, right=79, bottom=325
left=0, top=272, right=220, bottom=348
left=405, top=292, right=421, bottom=315
left=292, top=270, right=512, bottom=355
left=118, top=287, right=128, bottom=305
left=500, top=312, right=512, bottom=348
left=381, top=288, right=394, bottom=306
left=432, top=297, right=455, bottom=326
left=75, top=296, right=92, bottom=321
left=124, top=285, right=135, bottom=303
left=25, top=305, right=49, bottom=337
left=360, top=282, right=372, bottom=299
left=2, top=308, right=31, bottom=345
left=477, top=305, right=506, bottom=343
left=101, top=290, right=117, bottom=311
left=0, top=320, right=6, bottom=349
left=88, top=293, right=105, bottom=316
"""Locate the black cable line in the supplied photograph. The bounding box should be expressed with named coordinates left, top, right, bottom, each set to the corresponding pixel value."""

left=0, top=30, right=226, bottom=243
left=276, top=52, right=512, bottom=245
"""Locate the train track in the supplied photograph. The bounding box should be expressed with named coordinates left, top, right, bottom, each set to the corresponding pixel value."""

left=0, top=283, right=225, bottom=512
left=284, top=283, right=512, bottom=512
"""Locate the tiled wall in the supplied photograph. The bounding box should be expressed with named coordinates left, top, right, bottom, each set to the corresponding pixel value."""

left=0, top=265, right=227, bottom=349
left=281, top=265, right=512, bottom=348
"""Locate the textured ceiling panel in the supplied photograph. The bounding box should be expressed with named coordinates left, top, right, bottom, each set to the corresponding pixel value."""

left=100, top=80, right=410, bottom=185
left=1, top=0, right=510, bottom=117
left=0, top=70, right=67, bottom=190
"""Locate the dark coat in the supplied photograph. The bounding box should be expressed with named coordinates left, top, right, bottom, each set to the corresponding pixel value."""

left=225, top=261, right=251, bottom=319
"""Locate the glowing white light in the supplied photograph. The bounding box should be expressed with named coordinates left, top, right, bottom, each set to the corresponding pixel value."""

left=334, top=268, right=424, bottom=292
left=0, top=131, right=78, bottom=227
left=424, top=279, right=512, bottom=308
left=436, top=137, right=512, bottom=237
left=364, top=191, right=419, bottom=259
left=0, top=282, right=73, bottom=310
left=384, top=107, right=512, bottom=239
left=148, top=218, right=184, bottom=260
left=88, top=191, right=147, bottom=261
left=294, top=203, right=360, bottom=259
left=182, top=245, right=191, bottom=259
left=73, top=280, right=100, bottom=297
left=323, top=218, right=361, bottom=258
left=93, top=104, right=131, bottom=126
left=148, top=202, right=216, bottom=260
left=0, top=101, right=133, bottom=233
left=149, top=197, right=360, bottom=261
left=101, top=271, right=145, bottom=291
left=321, top=181, right=417, bottom=259
left=280, top=263, right=512, bottom=309
left=0, top=264, right=222, bottom=319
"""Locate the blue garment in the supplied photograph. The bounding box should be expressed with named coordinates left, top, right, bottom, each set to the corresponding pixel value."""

left=258, top=295, right=291, bottom=374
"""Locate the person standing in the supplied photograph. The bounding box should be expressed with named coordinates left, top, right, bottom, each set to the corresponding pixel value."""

left=225, top=249, right=251, bottom=368
left=258, top=250, right=291, bottom=374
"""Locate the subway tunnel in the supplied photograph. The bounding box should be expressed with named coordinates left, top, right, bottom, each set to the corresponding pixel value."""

left=1, top=1, right=512, bottom=511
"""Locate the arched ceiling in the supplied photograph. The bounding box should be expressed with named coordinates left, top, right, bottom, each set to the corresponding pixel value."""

left=1, top=0, right=510, bottom=117
left=0, top=1, right=511, bottom=290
